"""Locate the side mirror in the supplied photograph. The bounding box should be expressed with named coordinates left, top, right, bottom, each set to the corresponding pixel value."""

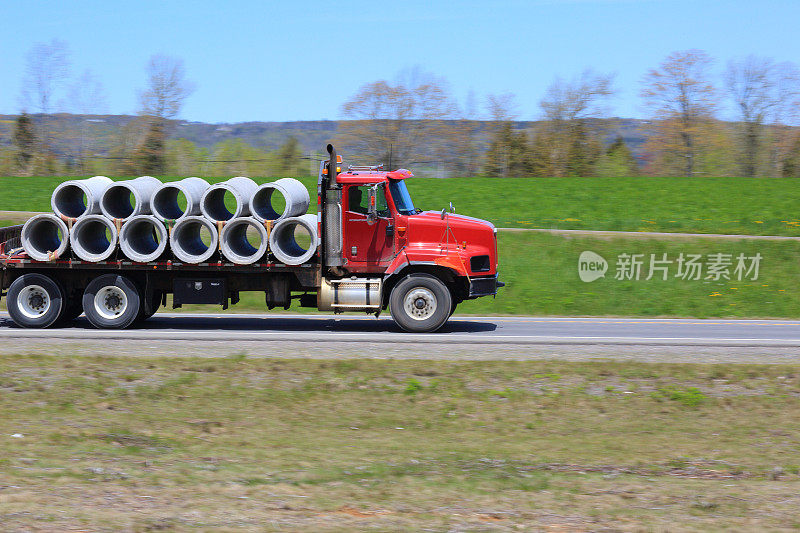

left=449, top=201, right=455, bottom=213
left=367, top=186, right=378, bottom=225
left=441, top=208, right=447, bottom=220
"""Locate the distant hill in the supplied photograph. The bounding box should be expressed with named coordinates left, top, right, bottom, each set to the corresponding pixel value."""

left=0, top=113, right=651, bottom=160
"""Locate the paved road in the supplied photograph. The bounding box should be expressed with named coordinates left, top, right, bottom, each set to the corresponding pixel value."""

left=3, top=312, right=800, bottom=347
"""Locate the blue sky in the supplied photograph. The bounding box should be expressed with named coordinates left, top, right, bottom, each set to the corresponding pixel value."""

left=1, top=0, right=798, bottom=123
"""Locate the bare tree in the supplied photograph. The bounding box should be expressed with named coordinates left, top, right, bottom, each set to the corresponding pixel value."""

left=135, top=55, right=195, bottom=174
left=338, top=68, right=457, bottom=171
left=18, top=39, right=70, bottom=171
left=725, top=56, right=800, bottom=176
left=539, top=70, right=615, bottom=123
left=139, top=55, right=195, bottom=120
left=482, top=93, right=523, bottom=177
left=19, top=39, right=70, bottom=115
left=486, top=93, right=519, bottom=123
left=63, top=70, right=107, bottom=172
left=446, top=89, right=483, bottom=175
left=641, top=50, right=718, bottom=177
left=536, top=70, right=615, bottom=176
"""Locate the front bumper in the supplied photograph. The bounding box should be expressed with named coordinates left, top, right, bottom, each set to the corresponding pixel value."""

left=468, top=274, right=504, bottom=298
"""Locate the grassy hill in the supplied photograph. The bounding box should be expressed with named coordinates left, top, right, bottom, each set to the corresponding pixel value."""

left=4, top=175, right=800, bottom=318
left=3, top=174, right=800, bottom=236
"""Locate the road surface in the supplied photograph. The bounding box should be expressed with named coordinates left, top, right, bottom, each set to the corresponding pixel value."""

left=3, top=312, right=800, bottom=347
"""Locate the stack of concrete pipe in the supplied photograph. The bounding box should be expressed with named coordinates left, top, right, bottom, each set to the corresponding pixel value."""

left=21, top=175, right=317, bottom=266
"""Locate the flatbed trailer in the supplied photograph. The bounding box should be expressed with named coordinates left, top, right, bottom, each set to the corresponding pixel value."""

left=0, top=145, right=502, bottom=332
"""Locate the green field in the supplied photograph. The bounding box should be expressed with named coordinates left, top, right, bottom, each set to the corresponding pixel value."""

left=2, top=354, right=799, bottom=530
left=3, top=175, right=800, bottom=235
left=167, top=232, right=800, bottom=319
left=3, top=176, right=800, bottom=319
left=2, top=232, right=798, bottom=318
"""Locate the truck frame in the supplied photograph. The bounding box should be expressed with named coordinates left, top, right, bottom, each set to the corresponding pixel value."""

left=0, top=145, right=502, bottom=332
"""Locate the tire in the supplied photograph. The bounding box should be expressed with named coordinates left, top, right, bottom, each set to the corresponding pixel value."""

left=6, top=274, right=64, bottom=328
left=136, top=290, right=162, bottom=322
left=82, top=275, right=141, bottom=329
left=389, top=273, right=453, bottom=333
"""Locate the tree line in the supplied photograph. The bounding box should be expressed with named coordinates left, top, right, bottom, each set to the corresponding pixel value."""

left=3, top=42, right=800, bottom=178
left=338, top=53, right=800, bottom=178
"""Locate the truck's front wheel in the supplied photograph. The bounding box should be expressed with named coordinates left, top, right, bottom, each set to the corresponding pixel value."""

left=389, top=273, right=452, bottom=333
left=83, top=275, right=141, bottom=329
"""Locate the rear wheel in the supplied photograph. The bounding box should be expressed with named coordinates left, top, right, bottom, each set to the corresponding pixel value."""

left=6, top=274, right=64, bottom=328
left=389, top=273, right=452, bottom=333
left=83, top=275, right=141, bottom=329
left=137, top=290, right=162, bottom=322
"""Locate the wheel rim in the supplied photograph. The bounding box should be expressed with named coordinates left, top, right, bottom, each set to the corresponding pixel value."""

left=17, top=285, right=51, bottom=319
left=94, top=285, right=128, bottom=320
left=403, top=287, right=437, bottom=321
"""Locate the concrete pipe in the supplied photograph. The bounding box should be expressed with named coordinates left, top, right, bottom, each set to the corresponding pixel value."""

left=21, top=214, right=70, bottom=261
left=51, top=175, right=113, bottom=219
left=70, top=214, right=118, bottom=262
left=100, top=176, right=162, bottom=221
left=250, top=178, right=310, bottom=223
left=150, top=177, right=210, bottom=222
left=220, top=217, right=268, bottom=265
left=269, top=213, right=319, bottom=265
left=200, top=176, right=258, bottom=222
left=119, top=215, right=168, bottom=263
left=170, top=215, right=219, bottom=264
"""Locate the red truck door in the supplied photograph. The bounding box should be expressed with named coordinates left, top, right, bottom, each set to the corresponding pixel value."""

left=343, top=184, right=395, bottom=266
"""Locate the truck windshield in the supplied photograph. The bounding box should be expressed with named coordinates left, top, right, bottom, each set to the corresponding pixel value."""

left=389, top=180, right=416, bottom=215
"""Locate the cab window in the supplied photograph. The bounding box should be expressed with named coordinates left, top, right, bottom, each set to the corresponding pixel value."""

left=347, top=185, right=389, bottom=217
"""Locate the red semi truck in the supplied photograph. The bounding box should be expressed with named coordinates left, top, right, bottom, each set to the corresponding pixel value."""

left=0, top=145, right=502, bottom=332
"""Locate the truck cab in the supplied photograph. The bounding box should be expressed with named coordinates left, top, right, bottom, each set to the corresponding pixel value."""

left=317, top=145, right=502, bottom=332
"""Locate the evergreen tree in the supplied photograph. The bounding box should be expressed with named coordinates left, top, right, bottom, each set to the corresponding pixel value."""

left=276, top=136, right=302, bottom=176
left=13, top=113, right=37, bottom=175
left=134, top=120, right=166, bottom=175
left=782, top=134, right=800, bottom=178
left=483, top=123, right=531, bottom=177
left=564, top=122, right=602, bottom=176
left=596, top=136, right=639, bottom=177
